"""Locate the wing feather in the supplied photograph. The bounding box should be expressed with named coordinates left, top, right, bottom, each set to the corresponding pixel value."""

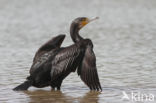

left=30, top=35, right=65, bottom=75
left=51, top=44, right=84, bottom=81
left=78, top=45, right=102, bottom=91
left=33, top=35, right=65, bottom=62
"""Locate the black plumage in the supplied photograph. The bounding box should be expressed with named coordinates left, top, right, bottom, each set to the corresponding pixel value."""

left=13, top=17, right=102, bottom=91
left=13, top=35, right=65, bottom=90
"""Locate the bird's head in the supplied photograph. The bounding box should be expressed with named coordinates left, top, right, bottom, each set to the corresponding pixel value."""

left=70, top=17, right=99, bottom=43
left=71, top=17, right=99, bottom=30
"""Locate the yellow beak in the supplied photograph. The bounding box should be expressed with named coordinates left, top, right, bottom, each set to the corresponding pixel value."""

left=80, top=17, right=99, bottom=28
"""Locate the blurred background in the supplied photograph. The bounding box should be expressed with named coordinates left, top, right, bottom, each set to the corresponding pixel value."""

left=0, top=0, right=156, bottom=103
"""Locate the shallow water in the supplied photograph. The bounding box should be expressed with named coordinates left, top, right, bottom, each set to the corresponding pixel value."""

left=0, top=0, right=156, bottom=103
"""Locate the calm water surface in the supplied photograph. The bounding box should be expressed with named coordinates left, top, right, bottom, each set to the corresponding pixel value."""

left=0, top=0, right=156, bottom=103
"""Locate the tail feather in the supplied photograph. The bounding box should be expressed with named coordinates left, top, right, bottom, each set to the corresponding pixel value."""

left=13, top=81, right=32, bottom=91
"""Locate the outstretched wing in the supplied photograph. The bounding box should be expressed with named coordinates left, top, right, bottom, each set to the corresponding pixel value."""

left=30, top=34, right=65, bottom=74
left=51, top=44, right=85, bottom=81
left=33, top=34, right=65, bottom=62
left=78, top=45, right=102, bottom=91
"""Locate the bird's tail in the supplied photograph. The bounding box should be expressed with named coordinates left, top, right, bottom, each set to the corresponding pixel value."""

left=13, top=80, right=32, bottom=91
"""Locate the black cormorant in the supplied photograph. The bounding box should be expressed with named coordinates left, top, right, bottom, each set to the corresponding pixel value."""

left=13, top=17, right=102, bottom=91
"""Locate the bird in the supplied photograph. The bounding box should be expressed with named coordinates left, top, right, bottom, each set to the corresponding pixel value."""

left=13, top=17, right=102, bottom=91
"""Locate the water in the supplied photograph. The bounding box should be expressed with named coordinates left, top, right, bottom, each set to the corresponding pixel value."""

left=0, top=0, right=156, bottom=103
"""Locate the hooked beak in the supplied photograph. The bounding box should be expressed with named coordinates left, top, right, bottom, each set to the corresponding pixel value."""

left=79, top=17, right=99, bottom=29
left=88, top=17, right=99, bottom=23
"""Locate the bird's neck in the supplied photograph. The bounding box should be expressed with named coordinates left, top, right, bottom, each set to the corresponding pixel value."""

left=70, top=24, right=83, bottom=43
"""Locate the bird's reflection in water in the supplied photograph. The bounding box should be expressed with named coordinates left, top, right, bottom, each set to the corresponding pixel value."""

left=24, top=90, right=72, bottom=103
left=78, top=91, right=101, bottom=103
left=24, top=90, right=100, bottom=103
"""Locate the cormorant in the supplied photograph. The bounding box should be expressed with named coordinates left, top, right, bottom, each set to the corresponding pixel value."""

left=13, top=17, right=102, bottom=91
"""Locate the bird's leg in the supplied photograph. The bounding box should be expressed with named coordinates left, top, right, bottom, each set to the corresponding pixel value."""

left=56, top=80, right=63, bottom=91
left=50, top=84, right=55, bottom=91
left=57, top=86, right=60, bottom=90
left=50, top=79, right=63, bottom=91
